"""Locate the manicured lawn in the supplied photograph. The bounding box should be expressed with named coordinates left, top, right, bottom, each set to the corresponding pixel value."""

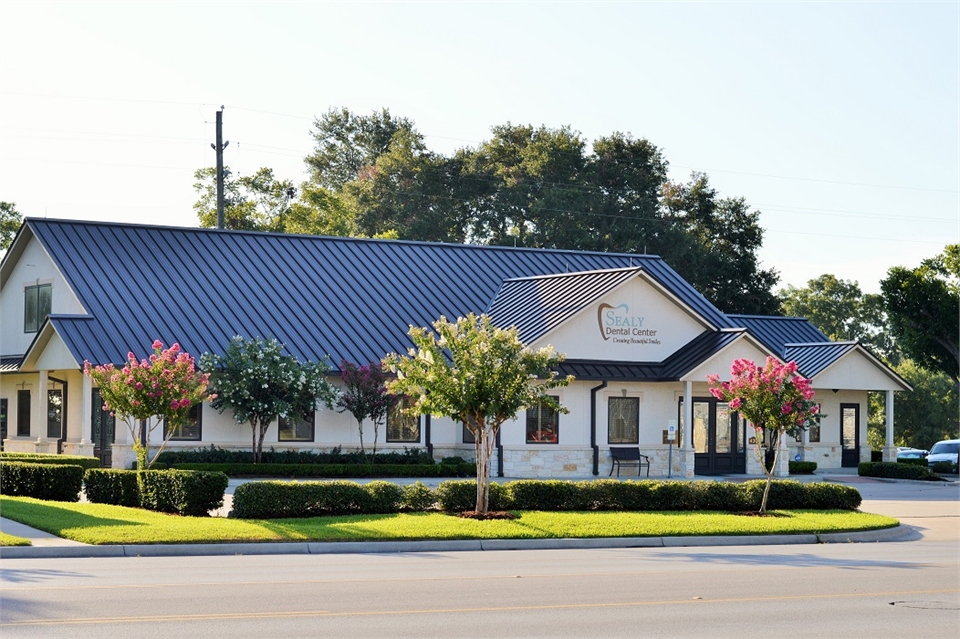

left=0, top=531, right=31, bottom=546
left=0, top=496, right=899, bottom=546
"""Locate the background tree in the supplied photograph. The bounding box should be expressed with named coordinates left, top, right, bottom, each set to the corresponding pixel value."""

left=84, top=341, right=211, bottom=470
left=200, top=336, right=337, bottom=463
left=384, top=314, right=572, bottom=514
left=708, top=357, right=821, bottom=513
left=306, top=107, right=422, bottom=191
left=881, top=245, right=959, bottom=383
left=336, top=360, right=392, bottom=463
left=1, top=201, right=23, bottom=252
left=662, top=173, right=780, bottom=314
left=779, top=273, right=896, bottom=362
left=867, top=360, right=959, bottom=450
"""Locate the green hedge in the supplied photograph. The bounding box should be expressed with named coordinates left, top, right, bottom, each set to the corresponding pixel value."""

left=789, top=461, right=817, bottom=474
left=897, top=457, right=926, bottom=467
left=157, top=446, right=435, bottom=466
left=170, top=462, right=475, bottom=478
left=231, top=480, right=406, bottom=518
left=1, top=462, right=84, bottom=501
left=84, top=469, right=141, bottom=507
left=231, top=478, right=862, bottom=519
left=858, top=461, right=939, bottom=481
left=82, top=468, right=229, bottom=516
left=931, top=461, right=958, bottom=474
left=0, top=452, right=101, bottom=470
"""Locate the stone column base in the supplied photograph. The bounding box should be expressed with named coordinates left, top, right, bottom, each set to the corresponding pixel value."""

left=882, top=446, right=898, bottom=463
left=62, top=441, right=95, bottom=457
left=110, top=444, right=138, bottom=470
left=678, top=448, right=695, bottom=478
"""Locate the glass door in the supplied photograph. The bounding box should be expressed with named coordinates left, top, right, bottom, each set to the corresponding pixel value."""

left=841, top=404, right=860, bottom=467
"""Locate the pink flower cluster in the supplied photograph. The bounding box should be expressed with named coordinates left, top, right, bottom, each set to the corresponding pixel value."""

left=83, top=339, right=211, bottom=422
left=707, top=356, right=819, bottom=433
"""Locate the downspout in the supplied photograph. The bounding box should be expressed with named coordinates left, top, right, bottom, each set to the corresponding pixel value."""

left=425, top=414, right=433, bottom=459
left=590, top=381, right=607, bottom=475
left=496, top=428, right=504, bottom=477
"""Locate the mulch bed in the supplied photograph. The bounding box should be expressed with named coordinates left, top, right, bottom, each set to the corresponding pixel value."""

left=457, top=511, right=519, bottom=520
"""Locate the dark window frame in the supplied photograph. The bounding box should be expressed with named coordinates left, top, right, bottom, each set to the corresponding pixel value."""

left=0, top=398, right=7, bottom=445
left=17, top=389, right=31, bottom=437
left=608, top=396, right=640, bottom=444
left=386, top=399, right=420, bottom=443
left=164, top=404, right=202, bottom=441
left=526, top=396, right=560, bottom=444
left=279, top=411, right=315, bottom=442
left=24, top=283, right=52, bottom=333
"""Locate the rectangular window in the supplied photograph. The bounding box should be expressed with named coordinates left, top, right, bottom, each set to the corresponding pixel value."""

left=608, top=396, right=639, bottom=444
left=808, top=404, right=821, bottom=442
left=47, top=388, right=63, bottom=439
left=526, top=396, right=559, bottom=444
left=24, top=284, right=52, bottom=333
left=17, top=390, right=30, bottom=437
left=279, top=411, right=315, bottom=442
left=0, top=398, right=7, bottom=444
left=462, top=422, right=475, bottom=444
left=386, top=399, right=420, bottom=443
left=165, top=404, right=202, bottom=441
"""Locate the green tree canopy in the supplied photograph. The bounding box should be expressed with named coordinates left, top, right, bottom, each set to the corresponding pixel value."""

left=1, top=201, right=23, bottom=252
left=881, top=245, right=959, bottom=382
left=779, top=273, right=895, bottom=361
left=200, top=337, right=337, bottom=463
left=868, top=359, right=959, bottom=450
left=383, top=314, right=572, bottom=514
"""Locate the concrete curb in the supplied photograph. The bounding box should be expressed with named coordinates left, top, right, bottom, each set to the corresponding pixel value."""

left=0, top=525, right=913, bottom=559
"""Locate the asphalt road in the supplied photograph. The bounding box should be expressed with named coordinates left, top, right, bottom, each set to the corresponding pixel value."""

left=1, top=477, right=957, bottom=639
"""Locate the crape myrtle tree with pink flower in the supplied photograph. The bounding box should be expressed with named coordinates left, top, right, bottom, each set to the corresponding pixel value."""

left=707, top=356, right=822, bottom=514
left=84, top=340, right=212, bottom=471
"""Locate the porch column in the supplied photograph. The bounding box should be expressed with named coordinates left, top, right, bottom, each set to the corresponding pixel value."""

left=35, top=372, right=48, bottom=444
left=883, top=390, right=897, bottom=462
left=681, top=380, right=695, bottom=478
left=80, top=374, right=92, bottom=445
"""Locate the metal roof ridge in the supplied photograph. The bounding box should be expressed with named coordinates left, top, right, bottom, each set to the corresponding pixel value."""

left=25, top=217, right=669, bottom=259
left=785, top=341, right=856, bottom=347
left=728, top=314, right=808, bottom=321
left=500, top=266, right=643, bottom=283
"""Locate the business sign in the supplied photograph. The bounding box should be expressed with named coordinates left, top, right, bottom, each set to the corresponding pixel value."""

left=597, top=302, right=661, bottom=345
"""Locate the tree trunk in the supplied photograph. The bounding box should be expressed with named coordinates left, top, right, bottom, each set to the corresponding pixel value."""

left=759, top=429, right=783, bottom=515
left=474, top=427, right=488, bottom=513
left=357, top=418, right=367, bottom=463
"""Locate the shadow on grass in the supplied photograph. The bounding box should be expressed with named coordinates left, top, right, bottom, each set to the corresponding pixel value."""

left=0, top=498, right=152, bottom=535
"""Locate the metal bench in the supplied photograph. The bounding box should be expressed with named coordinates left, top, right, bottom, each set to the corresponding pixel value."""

left=609, top=447, right=651, bottom=477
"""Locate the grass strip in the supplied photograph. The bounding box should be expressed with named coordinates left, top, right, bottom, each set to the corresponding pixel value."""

left=0, top=496, right=898, bottom=546
left=0, top=531, right=31, bottom=546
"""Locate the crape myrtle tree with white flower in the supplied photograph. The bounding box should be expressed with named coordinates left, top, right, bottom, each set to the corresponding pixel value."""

left=200, top=336, right=337, bottom=463
left=708, top=357, right=822, bottom=514
left=84, top=340, right=212, bottom=470
left=383, top=314, right=572, bottom=515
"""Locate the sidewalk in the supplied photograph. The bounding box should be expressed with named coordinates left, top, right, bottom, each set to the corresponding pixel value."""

left=0, top=469, right=919, bottom=559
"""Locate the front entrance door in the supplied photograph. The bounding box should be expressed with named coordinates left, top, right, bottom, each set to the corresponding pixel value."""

left=91, top=388, right=115, bottom=468
left=682, top=398, right=746, bottom=475
left=841, top=403, right=860, bottom=467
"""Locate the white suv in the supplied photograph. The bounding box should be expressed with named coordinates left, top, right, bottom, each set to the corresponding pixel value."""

left=927, top=439, right=959, bottom=473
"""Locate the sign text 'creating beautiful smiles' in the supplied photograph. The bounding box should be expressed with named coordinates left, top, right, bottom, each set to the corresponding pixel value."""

left=597, top=303, right=661, bottom=344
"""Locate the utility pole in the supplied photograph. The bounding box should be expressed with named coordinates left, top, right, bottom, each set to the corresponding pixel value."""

left=211, top=107, right=229, bottom=229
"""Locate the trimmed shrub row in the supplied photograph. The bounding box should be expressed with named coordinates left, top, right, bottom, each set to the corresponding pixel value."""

left=83, top=469, right=230, bottom=516
left=170, top=462, right=475, bottom=478
left=858, top=461, right=939, bottom=481
left=788, top=461, right=817, bottom=474
left=0, top=462, right=84, bottom=501
left=157, top=445, right=436, bottom=466
left=230, top=480, right=433, bottom=518
left=0, top=452, right=101, bottom=470
left=231, top=478, right=862, bottom=519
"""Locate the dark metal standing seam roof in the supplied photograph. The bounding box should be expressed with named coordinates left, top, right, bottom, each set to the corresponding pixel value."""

left=486, top=268, right=644, bottom=344
left=727, top=314, right=830, bottom=357
left=783, top=342, right=859, bottom=378
left=23, top=219, right=733, bottom=371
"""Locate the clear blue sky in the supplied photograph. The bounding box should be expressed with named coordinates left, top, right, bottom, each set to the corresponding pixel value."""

left=2, top=1, right=957, bottom=294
